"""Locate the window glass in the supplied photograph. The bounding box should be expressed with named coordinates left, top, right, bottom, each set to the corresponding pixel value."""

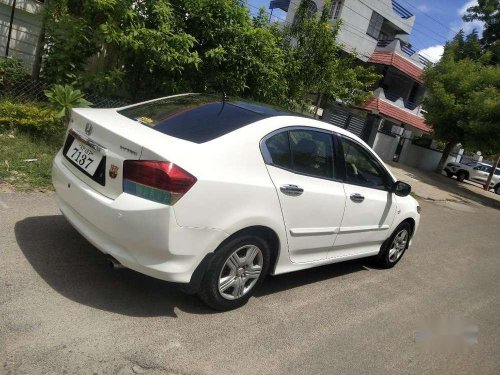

left=117, top=94, right=293, bottom=144
left=265, top=132, right=291, bottom=169
left=329, top=1, right=343, bottom=19
left=367, top=11, right=384, bottom=39
left=289, top=130, right=334, bottom=179
left=341, top=138, right=387, bottom=188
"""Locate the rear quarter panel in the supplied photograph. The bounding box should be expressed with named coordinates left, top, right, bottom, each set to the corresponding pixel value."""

left=169, top=120, right=289, bottom=269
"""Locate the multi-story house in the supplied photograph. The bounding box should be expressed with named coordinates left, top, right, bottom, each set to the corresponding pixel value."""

left=270, top=0, right=433, bottom=163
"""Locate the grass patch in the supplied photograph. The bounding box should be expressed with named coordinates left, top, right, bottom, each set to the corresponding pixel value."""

left=0, top=131, right=63, bottom=190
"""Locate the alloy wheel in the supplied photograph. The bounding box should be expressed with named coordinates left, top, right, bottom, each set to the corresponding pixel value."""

left=218, top=245, right=263, bottom=300
left=388, top=229, right=409, bottom=263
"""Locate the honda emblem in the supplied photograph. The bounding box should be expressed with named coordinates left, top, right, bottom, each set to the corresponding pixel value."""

left=85, top=122, right=93, bottom=136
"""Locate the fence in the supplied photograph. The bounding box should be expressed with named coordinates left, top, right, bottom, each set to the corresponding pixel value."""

left=1, top=77, right=131, bottom=108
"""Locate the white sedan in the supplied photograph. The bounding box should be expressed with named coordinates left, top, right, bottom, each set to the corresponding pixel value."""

left=52, top=93, right=420, bottom=310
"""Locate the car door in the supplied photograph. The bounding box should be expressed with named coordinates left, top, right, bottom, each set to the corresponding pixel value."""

left=328, top=136, right=397, bottom=258
left=470, top=165, right=490, bottom=184
left=262, top=128, right=346, bottom=263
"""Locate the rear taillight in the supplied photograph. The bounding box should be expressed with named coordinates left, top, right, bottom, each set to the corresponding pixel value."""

left=123, top=160, right=197, bottom=205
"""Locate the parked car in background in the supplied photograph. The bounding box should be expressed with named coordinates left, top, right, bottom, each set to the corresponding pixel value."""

left=52, top=93, right=420, bottom=310
left=444, top=161, right=500, bottom=194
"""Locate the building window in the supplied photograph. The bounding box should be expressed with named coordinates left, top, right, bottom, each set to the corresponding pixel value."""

left=366, top=11, right=384, bottom=39
left=293, top=0, right=318, bottom=26
left=305, top=0, right=318, bottom=18
left=329, top=1, right=343, bottom=19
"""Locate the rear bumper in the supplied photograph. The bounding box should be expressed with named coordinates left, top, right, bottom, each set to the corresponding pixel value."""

left=52, top=151, right=228, bottom=284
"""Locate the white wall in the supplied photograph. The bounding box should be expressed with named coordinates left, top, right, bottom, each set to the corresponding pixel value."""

left=0, top=0, right=43, bottom=73
left=285, top=0, right=415, bottom=62
left=372, top=131, right=399, bottom=161
left=398, top=141, right=455, bottom=171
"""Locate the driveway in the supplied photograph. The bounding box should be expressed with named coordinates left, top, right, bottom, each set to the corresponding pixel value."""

left=1, top=192, right=499, bottom=375
left=387, top=161, right=500, bottom=209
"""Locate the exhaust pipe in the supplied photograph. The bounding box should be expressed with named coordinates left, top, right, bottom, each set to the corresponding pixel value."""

left=108, top=256, right=125, bottom=270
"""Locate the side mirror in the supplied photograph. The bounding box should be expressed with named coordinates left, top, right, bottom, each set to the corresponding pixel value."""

left=473, top=166, right=482, bottom=170
left=393, top=181, right=411, bottom=197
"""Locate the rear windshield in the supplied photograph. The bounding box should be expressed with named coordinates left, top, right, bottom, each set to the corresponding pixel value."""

left=117, top=94, right=293, bottom=143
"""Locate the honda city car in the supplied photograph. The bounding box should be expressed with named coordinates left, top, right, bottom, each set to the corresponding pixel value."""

left=52, top=93, right=420, bottom=310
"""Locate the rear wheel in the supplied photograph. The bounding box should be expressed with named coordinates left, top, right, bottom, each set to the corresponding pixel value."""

left=495, top=185, right=500, bottom=195
left=198, top=235, right=270, bottom=311
left=456, top=171, right=467, bottom=182
left=375, top=223, right=411, bottom=269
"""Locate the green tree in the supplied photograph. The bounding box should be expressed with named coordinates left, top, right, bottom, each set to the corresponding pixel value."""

left=462, top=0, right=500, bottom=188
left=42, top=0, right=200, bottom=98
left=463, top=0, right=499, bottom=60
left=171, top=0, right=288, bottom=104
left=423, top=32, right=500, bottom=173
left=283, top=0, right=379, bottom=114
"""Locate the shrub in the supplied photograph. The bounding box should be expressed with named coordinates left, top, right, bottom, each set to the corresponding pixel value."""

left=0, top=100, right=64, bottom=138
left=45, top=84, right=91, bottom=123
left=0, top=57, right=29, bottom=92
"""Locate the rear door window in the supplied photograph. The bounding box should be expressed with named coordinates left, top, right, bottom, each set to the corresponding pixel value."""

left=264, top=129, right=335, bottom=179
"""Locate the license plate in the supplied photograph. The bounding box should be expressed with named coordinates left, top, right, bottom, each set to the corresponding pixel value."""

left=65, top=138, right=103, bottom=175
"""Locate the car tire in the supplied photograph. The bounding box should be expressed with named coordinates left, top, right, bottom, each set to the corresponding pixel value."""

left=197, top=234, right=271, bottom=311
left=446, top=171, right=454, bottom=178
left=495, top=185, right=500, bottom=195
left=456, top=171, right=467, bottom=182
left=375, top=222, right=412, bottom=269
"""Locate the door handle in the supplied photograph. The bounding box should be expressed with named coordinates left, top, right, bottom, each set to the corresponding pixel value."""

left=350, top=193, right=365, bottom=203
left=280, top=184, right=304, bottom=196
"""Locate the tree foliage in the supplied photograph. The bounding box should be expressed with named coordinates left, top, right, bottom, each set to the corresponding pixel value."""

left=283, top=0, right=379, bottom=110
left=423, top=31, right=500, bottom=172
left=462, top=0, right=499, bottom=63
left=42, top=0, right=199, bottom=98
left=40, top=0, right=378, bottom=109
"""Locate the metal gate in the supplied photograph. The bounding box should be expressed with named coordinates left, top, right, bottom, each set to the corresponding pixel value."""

left=325, top=107, right=367, bottom=138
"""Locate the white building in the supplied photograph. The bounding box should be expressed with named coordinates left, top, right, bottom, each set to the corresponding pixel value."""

left=271, top=0, right=437, bottom=167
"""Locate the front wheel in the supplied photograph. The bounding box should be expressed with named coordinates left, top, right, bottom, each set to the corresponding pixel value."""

left=446, top=171, right=454, bottom=178
left=198, top=235, right=271, bottom=311
left=375, top=223, right=411, bottom=269
left=456, top=171, right=467, bottom=182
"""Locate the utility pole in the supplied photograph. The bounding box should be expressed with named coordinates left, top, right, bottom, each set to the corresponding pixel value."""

left=5, top=0, right=17, bottom=57
left=484, top=155, right=500, bottom=192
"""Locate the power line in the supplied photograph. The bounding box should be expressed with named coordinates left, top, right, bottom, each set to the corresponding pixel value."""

left=397, top=0, right=458, bottom=35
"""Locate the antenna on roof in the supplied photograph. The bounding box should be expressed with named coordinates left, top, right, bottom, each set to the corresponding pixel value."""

left=218, top=91, right=228, bottom=116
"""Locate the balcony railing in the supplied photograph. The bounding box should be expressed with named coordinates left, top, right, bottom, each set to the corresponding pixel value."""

left=376, top=39, right=433, bottom=67
left=392, top=0, right=413, bottom=19
left=379, top=89, right=421, bottom=113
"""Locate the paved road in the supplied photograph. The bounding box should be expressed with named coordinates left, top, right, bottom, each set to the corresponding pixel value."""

left=1, top=192, right=499, bottom=375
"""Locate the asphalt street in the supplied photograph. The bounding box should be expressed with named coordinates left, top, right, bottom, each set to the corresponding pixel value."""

left=1, top=192, right=499, bottom=375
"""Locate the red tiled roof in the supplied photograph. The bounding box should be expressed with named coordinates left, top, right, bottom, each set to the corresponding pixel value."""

left=363, top=98, right=431, bottom=133
left=369, top=51, right=423, bottom=83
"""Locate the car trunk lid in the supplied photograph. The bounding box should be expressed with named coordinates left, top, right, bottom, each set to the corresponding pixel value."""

left=61, top=108, right=146, bottom=199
